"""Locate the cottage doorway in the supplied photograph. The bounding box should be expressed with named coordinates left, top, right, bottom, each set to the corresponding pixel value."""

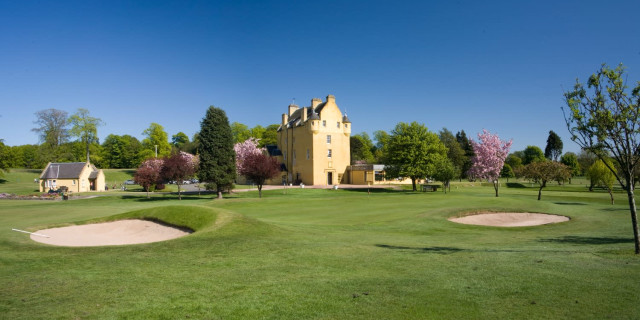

left=327, top=172, right=333, bottom=185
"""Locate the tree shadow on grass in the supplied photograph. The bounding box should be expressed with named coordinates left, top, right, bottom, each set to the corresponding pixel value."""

left=538, top=236, right=634, bottom=245
left=120, top=195, right=213, bottom=202
left=0, top=179, right=7, bottom=184
left=506, top=182, right=527, bottom=188
left=341, top=188, right=403, bottom=194
left=554, top=202, right=587, bottom=205
left=375, top=244, right=465, bottom=254
left=600, top=207, right=629, bottom=212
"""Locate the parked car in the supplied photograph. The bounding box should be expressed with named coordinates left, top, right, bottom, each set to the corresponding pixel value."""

left=124, top=180, right=135, bottom=185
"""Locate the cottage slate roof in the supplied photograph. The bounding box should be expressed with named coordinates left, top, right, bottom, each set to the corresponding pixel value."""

left=41, top=162, right=99, bottom=179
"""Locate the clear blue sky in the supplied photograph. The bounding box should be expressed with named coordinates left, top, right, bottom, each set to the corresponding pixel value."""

left=1, top=0, right=639, bottom=154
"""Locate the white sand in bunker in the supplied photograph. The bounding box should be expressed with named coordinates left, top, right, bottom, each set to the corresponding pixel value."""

left=31, top=219, right=191, bottom=247
left=449, top=212, right=569, bottom=227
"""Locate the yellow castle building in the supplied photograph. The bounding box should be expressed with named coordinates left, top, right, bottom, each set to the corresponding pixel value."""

left=275, top=95, right=351, bottom=185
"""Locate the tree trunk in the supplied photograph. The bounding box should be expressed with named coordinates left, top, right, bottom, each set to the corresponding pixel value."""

left=625, top=187, right=640, bottom=254
left=538, top=185, right=543, bottom=200
left=411, top=178, right=416, bottom=191
left=493, top=180, right=499, bottom=197
left=217, top=190, right=223, bottom=199
left=258, top=184, right=263, bottom=198
left=608, top=188, right=614, bottom=205
left=177, top=184, right=182, bottom=200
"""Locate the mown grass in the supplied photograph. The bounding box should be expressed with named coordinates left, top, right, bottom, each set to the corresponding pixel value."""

left=0, top=177, right=638, bottom=319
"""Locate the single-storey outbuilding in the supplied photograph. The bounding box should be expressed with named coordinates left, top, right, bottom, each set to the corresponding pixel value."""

left=39, top=161, right=105, bottom=193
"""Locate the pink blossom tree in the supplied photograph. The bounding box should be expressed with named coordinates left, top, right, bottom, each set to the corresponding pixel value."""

left=239, top=152, right=281, bottom=198
left=161, top=152, right=199, bottom=200
left=234, top=138, right=263, bottom=174
left=134, top=158, right=164, bottom=198
left=468, top=129, right=513, bottom=197
left=234, top=138, right=281, bottom=197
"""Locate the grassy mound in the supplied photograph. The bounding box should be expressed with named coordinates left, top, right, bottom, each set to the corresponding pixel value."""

left=100, top=205, right=218, bottom=232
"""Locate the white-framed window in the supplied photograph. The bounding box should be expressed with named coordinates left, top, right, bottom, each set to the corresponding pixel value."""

left=306, top=149, right=310, bottom=160
left=322, top=120, right=326, bottom=127
left=337, top=122, right=340, bottom=128
left=326, top=135, right=331, bottom=144
left=328, top=149, right=332, bottom=158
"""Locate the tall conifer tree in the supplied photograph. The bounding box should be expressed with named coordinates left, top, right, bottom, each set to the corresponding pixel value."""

left=199, top=106, right=236, bottom=199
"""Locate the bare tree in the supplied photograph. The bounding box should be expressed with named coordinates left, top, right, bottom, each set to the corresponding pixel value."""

left=32, top=109, right=69, bottom=148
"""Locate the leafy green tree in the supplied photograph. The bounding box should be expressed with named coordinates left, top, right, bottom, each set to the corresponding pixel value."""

left=68, top=108, right=104, bottom=162
left=522, top=145, right=545, bottom=165
left=577, top=150, right=596, bottom=176
left=0, top=140, right=9, bottom=176
left=142, top=123, right=171, bottom=158
left=505, top=153, right=523, bottom=172
left=563, top=63, right=640, bottom=253
left=230, top=121, right=251, bottom=144
left=259, top=124, right=279, bottom=147
left=501, top=164, right=515, bottom=182
left=456, top=130, right=474, bottom=179
left=171, top=132, right=190, bottom=150
left=587, top=159, right=616, bottom=204
left=521, top=160, right=570, bottom=200
left=383, top=122, right=447, bottom=191
left=560, top=152, right=581, bottom=181
left=249, top=125, right=266, bottom=140
left=199, top=106, right=236, bottom=199
left=439, top=128, right=466, bottom=179
left=544, top=130, right=563, bottom=161
left=350, top=132, right=375, bottom=164
left=432, top=157, right=457, bottom=193
left=101, top=134, right=143, bottom=168
left=373, top=130, right=390, bottom=163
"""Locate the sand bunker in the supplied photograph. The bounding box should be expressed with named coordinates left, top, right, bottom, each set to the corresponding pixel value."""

left=449, top=212, right=569, bottom=227
left=31, top=219, right=191, bottom=247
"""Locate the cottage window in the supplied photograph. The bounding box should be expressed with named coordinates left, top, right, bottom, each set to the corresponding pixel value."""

left=326, top=135, right=331, bottom=144
left=72, top=180, right=76, bottom=185
left=345, top=123, right=348, bottom=129
left=322, top=120, right=326, bottom=127
left=328, top=149, right=332, bottom=158
left=337, top=122, right=340, bottom=128
left=293, top=150, right=296, bottom=160
left=306, top=149, right=310, bottom=160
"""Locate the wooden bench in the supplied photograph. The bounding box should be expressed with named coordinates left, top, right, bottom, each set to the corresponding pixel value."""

left=421, top=184, right=439, bottom=192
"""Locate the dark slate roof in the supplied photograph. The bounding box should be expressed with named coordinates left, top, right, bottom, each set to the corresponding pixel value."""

left=266, top=145, right=282, bottom=156
left=41, top=162, right=88, bottom=179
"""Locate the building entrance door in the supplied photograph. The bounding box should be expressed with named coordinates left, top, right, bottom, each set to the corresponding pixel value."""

left=327, top=172, right=333, bottom=185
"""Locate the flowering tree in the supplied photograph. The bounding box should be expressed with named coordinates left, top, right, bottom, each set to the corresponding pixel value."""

left=134, top=158, right=164, bottom=198
left=468, top=130, right=513, bottom=197
left=162, top=152, right=199, bottom=200
left=234, top=138, right=263, bottom=173
left=238, top=152, right=281, bottom=198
